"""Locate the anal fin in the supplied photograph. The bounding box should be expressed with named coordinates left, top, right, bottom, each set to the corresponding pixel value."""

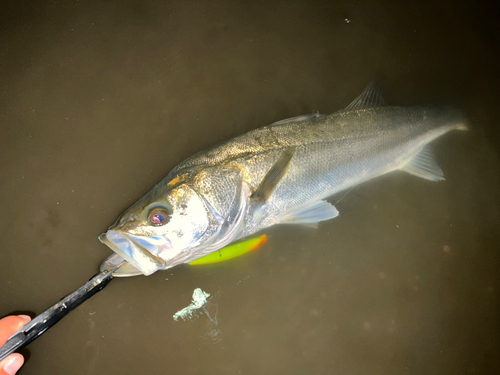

left=279, top=200, right=339, bottom=225
left=401, top=145, right=444, bottom=181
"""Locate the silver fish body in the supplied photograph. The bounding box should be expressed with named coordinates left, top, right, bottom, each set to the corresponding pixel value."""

left=99, top=83, right=467, bottom=277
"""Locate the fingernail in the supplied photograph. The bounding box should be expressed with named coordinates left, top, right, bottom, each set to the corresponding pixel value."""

left=17, top=315, right=31, bottom=324
left=3, top=356, right=24, bottom=375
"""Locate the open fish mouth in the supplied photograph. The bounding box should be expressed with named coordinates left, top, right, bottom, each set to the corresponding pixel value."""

left=99, top=231, right=171, bottom=276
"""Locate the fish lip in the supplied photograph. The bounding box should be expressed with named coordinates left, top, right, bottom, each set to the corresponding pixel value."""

left=99, top=231, right=166, bottom=276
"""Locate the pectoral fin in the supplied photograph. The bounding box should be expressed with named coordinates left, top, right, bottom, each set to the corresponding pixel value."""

left=279, top=200, right=339, bottom=224
left=251, top=147, right=296, bottom=205
left=402, top=145, right=444, bottom=181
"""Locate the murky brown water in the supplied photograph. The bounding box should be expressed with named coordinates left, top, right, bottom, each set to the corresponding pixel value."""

left=1, top=1, right=499, bottom=374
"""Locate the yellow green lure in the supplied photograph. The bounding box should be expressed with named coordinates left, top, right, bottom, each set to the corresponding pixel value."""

left=189, top=235, right=267, bottom=265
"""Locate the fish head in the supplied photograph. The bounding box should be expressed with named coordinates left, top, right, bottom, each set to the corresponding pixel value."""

left=99, top=178, right=224, bottom=276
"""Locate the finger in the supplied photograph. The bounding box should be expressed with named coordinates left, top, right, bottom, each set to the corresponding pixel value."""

left=0, top=316, right=31, bottom=345
left=0, top=353, right=24, bottom=375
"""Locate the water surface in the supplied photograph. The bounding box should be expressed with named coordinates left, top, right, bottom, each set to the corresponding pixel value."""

left=1, top=1, right=499, bottom=374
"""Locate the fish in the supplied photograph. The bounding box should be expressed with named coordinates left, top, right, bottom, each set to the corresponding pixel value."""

left=99, top=81, right=468, bottom=277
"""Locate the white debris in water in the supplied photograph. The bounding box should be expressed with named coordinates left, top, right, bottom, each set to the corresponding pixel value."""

left=173, top=288, right=211, bottom=321
left=173, top=288, right=223, bottom=343
left=345, top=18, right=350, bottom=23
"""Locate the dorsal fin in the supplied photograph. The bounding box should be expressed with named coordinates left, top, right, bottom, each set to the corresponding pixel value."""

left=270, top=112, right=321, bottom=126
left=344, top=81, right=387, bottom=111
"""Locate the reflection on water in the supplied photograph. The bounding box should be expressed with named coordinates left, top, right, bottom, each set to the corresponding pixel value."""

left=0, top=1, right=499, bottom=374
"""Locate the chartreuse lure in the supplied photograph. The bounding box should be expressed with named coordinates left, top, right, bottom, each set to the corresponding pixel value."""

left=189, top=235, right=267, bottom=265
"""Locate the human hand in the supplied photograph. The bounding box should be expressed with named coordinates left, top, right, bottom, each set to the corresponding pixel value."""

left=0, top=316, right=31, bottom=375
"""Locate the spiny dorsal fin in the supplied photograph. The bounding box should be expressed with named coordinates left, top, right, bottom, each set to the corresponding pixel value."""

left=344, top=81, right=387, bottom=111
left=251, top=147, right=296, bottom=205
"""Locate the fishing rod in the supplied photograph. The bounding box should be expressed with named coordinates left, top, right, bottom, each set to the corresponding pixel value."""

left=0, top=265, right=121, bottom=362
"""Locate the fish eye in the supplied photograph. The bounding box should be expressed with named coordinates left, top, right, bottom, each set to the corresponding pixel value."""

left=148, top=209, right=170, bottom=226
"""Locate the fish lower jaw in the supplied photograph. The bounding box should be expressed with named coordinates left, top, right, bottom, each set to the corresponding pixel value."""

left=99, top=231, right=167, bottom=276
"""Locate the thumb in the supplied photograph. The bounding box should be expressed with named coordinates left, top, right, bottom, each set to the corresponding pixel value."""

left=0, top=354, right=24, bottom=375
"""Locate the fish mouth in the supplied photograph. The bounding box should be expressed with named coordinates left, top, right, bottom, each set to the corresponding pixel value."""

left=99, top=230, right=169, bottom=276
